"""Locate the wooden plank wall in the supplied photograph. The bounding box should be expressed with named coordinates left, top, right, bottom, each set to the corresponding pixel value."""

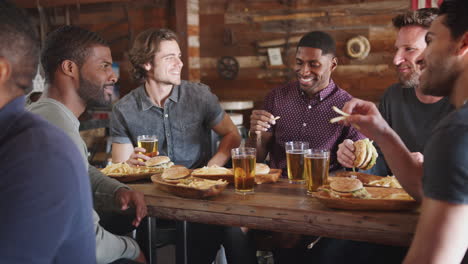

left=199, top=0, right=410, bottom=108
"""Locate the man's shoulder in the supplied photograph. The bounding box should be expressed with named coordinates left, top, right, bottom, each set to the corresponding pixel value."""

left=8, top=111, right=80, bottom=157
left=114, top=86, right=143, bottom=110
left=331, top=83, right=354, bottom=100
left=180, top=80, right=212, bottom=94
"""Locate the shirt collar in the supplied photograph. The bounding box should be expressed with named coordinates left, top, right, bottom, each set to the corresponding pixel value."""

left=296, top=79, right=336, bottom=102
left=0, top=96, right=25, bottom=140
left=138, top=83, right=180, bottom=111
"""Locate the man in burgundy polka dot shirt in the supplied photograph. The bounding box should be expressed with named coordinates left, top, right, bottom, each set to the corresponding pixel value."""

left=249, top=31, right=364, bottom=176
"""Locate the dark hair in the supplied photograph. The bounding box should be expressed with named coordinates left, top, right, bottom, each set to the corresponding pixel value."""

left=392, top=8, right=439, bottom=29
left=41, top=25, right=109, bottom=83
left=129, top=28, right=179, bottom=82
left=297, top=31, right=336, bottom=56
left=0, top=0, right=39, bottom=93
left=439, top=0, right=468, bottom=39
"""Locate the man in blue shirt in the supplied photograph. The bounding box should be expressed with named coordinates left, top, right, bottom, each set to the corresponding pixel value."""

left=0, top=1, right=95, bottom=263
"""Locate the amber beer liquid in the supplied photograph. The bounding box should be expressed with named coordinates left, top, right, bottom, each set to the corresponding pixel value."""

left=137, top=140, right=158, bottom=157
left=286, top=150, right=305, bottom=183
left=231, top=147, right=257, bottom=195
left=233, top=155, right=256, bottom=194
left=304, top=150, right=330, bottom=194
left=137, top=135, right=158, bottom=159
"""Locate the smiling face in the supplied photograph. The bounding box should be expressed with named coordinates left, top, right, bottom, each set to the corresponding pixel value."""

left=419, top=15, right=460, bottom=97
left=393, top=25, right=428, bottom=89
left=78, top=45, right=117, bottom=107
left=294, top=47, right=337, bottom=96
left=145, top=40, right=183, bottom=86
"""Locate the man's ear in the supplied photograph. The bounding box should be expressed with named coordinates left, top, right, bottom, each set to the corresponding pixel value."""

left=60, top=60, right=78, bottom=78
left=330, top=56, right=338, bottom=72
left=143, top=62, right=152, bottom=71
left=0, top=57, right=12, bottom=87
left=457, top=32, right=468, bottom=57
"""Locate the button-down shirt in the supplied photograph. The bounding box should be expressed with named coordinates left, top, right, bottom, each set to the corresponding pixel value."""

left=111, top=81, right=225, bottom=169
left=264, top=80, right=364, bottom=174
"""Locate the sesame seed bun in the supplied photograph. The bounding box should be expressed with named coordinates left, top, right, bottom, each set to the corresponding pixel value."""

left=146, top=156, right=171, bottom=167
left=255, top=163, right=270, bottom=175
left=161, top=166, right=191, bottom=183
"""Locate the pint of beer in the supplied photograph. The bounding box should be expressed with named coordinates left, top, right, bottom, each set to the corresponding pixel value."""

left=304, top=149, right=330, bottom=194
left=231, top=147, right=256, bottom=194
left=285, top=141, right=309, bottom=184
left=137, top=135, right=158, bottom=158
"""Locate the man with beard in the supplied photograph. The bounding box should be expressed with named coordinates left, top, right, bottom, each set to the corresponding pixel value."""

left=337, top=8, right=454, bottom=186
left=340, top=0, right=468, bottom=262
left=0, top=2, right=95, bottom=262
left=27, top=26, right=147, bottom=264
left=249, top=31, right=364, bottom=175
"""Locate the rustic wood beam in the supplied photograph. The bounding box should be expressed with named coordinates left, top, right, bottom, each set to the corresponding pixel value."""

left=171, top=0, right=189, bottom=80
left=14, top=0, right=134, bottom=8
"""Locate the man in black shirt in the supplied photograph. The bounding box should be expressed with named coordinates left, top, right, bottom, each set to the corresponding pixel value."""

left=340, top=0, right=468, bottom=262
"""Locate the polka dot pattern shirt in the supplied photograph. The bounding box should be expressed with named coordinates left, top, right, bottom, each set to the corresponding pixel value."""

left=264, top=79, right=365, bottom=175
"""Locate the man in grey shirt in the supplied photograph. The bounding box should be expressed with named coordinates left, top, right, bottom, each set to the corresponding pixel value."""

left=337, top=9, right=453, bottom=185
left=28, top=26, right=147, bottom=264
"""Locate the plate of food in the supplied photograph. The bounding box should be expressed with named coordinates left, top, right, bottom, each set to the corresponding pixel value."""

left=191, top=164, right=281, bottom=184
left=313, top=177, right=418, bottom=211
left=101, top=156, right=174, bottom=182
left=332, top=171, right=402, bottom=188
left=151, top=166, right=228, bottom=199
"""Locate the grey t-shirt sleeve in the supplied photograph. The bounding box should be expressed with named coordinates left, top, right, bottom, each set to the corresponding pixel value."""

left=94, top=211, right=140, bottom=263
left=423, top=124, right=468, bottom=204
left=110, top=105, right=132, bottom=144
left=202, top=85, right=225, bottom=128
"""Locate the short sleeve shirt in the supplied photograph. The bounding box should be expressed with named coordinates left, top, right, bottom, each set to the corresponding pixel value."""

left=263, top=80, right=364, bottom=173
left=111, top=81, right=225, bottom=169
left=366, top=83, right=454, bottom=176
left=423, top=104, right=468, bottom=204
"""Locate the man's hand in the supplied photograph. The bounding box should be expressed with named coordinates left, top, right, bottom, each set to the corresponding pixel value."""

left=126, top=147, right=150, bottom=166
left=250, top=110, right=276, bottom=135
left=337, top=139, right=356, bottom=168
left=114, top=188, right=147, bottom=227
left=340, top=98, right=391, bottom=143
left=410, top=152, right=424, bottom=164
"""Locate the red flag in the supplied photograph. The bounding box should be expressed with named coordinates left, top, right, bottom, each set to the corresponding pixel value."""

left=411, top=0, right=444, bottom=10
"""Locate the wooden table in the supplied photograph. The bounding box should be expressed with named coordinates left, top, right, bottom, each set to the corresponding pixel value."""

left=131, top=179, right=420, bottom=262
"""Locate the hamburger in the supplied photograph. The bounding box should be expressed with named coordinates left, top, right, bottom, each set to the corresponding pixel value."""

left=353, top=139, right=378, bottom=170
left=145, top=156, right=174, bottom=169
left=255, top=163, right=270, bottom=175
left=161, top=166, right=191, bottom=183
left=328, top=177, right=371, bottom=199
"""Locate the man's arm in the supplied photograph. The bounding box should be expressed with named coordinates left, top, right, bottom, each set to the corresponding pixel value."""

left=111, top=143, right=134, bottom=163
left=404, top=198, right=468, bottom=264
left=208, top=114, right=241, bottom=166
left=342, top=98, right=423, bottom=200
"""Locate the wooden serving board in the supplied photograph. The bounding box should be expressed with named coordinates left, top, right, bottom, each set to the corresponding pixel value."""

left=313, top=187, right=419, bottom=211
left=191, top=168, right=282, bottom=184
left=107, top=172, right=161, bottom=183
left=151, top=175, right=228, bottom=199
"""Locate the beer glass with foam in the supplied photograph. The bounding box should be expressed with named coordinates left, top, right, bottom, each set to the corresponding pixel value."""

left=231, top=147, right=256, bottom=194
left=304, top=149, right=330, bottom=194
left=285, top=141, right=309, bottom=184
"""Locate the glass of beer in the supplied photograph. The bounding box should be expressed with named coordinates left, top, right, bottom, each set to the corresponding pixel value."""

left=231, top=147, right=256, bottom=194
left=285, top=141, right=309, bottom=184
left=137, top=135, right=158, bottom=158
left=304, top=149, right=330, bottom=194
